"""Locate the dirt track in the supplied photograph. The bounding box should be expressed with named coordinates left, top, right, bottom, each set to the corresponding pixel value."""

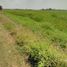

left=0, top=14, right=30, bottom=67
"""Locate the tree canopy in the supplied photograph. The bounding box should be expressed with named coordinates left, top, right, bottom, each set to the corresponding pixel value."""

left=0, top=6, right=3, bottom=10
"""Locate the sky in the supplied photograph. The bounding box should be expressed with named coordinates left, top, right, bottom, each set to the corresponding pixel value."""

left=0, top=0, right=67, bottom=9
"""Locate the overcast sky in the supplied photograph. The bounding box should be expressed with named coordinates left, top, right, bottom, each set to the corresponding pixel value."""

left=0, top=0, right=67, bottom=9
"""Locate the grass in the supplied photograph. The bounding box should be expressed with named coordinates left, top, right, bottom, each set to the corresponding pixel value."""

left=0, top=9, right=67, bottom=67
left=4, top=10, right=67, bottom=49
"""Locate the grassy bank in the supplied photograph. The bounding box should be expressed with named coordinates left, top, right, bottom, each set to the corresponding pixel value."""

left=0, top=10, right=67, bottom=67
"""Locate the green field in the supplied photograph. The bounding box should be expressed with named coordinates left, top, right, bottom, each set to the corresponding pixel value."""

left=0, top=9, right=67, bottom=67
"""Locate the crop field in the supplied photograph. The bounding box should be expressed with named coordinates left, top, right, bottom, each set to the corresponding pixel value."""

left=0, top=9, right=67, bottom=67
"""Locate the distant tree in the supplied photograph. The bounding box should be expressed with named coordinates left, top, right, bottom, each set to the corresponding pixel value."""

left=48, top=8, right=52, bottom=10
left=0, top=5, right=3, bottom=10
left=41, top=8, right=45, bottom=11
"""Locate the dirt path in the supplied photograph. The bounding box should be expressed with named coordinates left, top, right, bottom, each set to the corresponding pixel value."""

left=0, top=14, right=30, bottom=67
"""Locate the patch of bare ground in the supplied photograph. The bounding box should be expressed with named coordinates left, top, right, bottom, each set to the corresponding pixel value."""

left=0, top=14, right=31, bottom=67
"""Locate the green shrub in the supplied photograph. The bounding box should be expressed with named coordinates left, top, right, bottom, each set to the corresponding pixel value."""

left=28, top=47, right=61, bottom=67
left=28, top=48, right=45, bottom=67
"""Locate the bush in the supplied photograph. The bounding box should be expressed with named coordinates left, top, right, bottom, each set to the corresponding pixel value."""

left=0, top=5, right=3, bottom=10
left=28, top=47, right=60, bottom=67
left=28, top=48, right=45, bottom=67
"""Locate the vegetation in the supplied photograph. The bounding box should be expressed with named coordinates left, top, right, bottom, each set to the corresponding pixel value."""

left=0, top=9, right=67, bottom=67
left=0, top=5, right=2, bottom=10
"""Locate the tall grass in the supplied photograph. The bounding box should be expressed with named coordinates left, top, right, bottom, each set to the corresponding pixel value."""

left=4, top=10, right=67, bottom=67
